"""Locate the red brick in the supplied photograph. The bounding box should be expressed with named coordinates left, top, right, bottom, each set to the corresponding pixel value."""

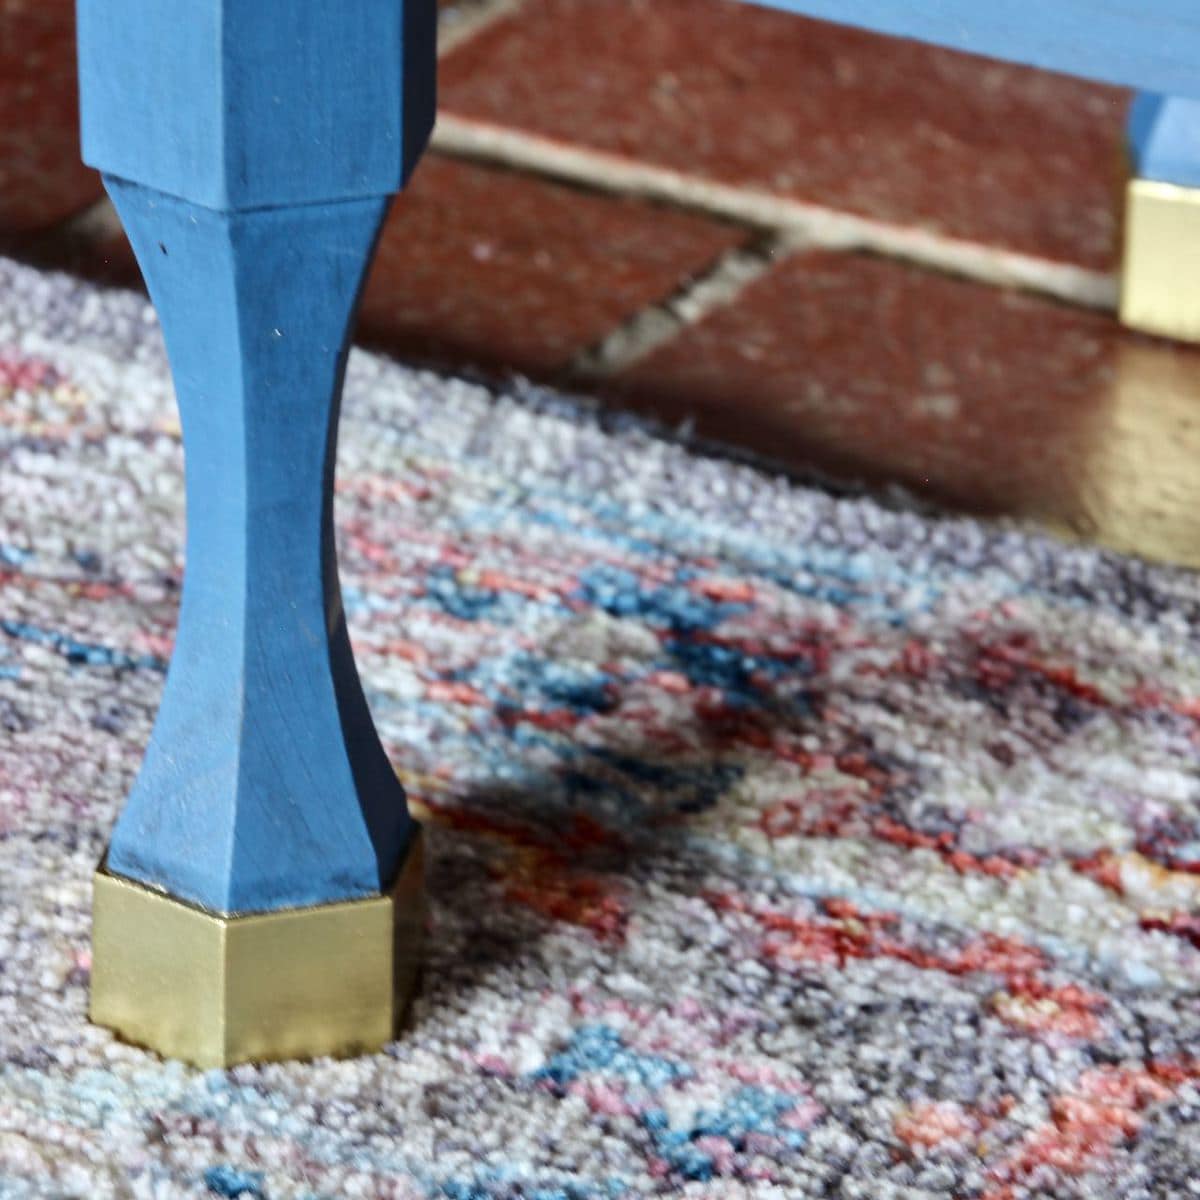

left=0, top=0, right=104, bottom=234
left=358, top=155, right=745, bottom=374
left=607, top=251, right=1200, bottom=564
left=30, top=224, right=144, bottom=291
left=442, top=0, right=1129, bottom=270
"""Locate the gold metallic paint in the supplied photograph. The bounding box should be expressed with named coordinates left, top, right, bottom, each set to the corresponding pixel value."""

left=90, top=830, right=425, bottom=1068
left=1121, top=179, right=1200, bottom=343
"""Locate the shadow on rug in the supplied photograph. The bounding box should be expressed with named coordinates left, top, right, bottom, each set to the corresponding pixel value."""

left=3, top=257, right=1200, bottom=1198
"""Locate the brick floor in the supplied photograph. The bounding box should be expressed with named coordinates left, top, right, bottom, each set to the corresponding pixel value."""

left=607, top=248, right=1200, bottom=565
left=359, top=156, right=745, bottom=374
left=0, top=0, right=103, bottom=234
left=23, top=155, right=747, bottom=375
left=441, top=0, right=1130, bottom=270
left=18, top=208, right=141, bottom=290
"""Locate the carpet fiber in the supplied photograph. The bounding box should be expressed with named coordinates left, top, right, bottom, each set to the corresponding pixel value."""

left=3, top=257, right=1200, bottom=1199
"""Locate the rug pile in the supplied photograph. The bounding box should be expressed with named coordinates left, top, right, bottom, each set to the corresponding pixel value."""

left=3, top=257, right=1200, bottom=1198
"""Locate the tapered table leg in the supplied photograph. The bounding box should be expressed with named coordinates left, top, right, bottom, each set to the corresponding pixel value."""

left=76, top=0, right=436, bottom=1067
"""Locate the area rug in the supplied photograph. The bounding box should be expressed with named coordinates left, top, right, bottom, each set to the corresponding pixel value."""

left=3, top=256, right=1200, bottom=1199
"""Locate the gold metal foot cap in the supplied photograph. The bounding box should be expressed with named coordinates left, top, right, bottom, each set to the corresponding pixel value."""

left=1121, top=178, right=1200, bottom=342
left=90, top=829, right=426, bottom=1068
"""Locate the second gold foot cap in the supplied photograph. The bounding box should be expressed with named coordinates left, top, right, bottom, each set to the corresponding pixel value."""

left=1121, top=178, right=1200, bottom=343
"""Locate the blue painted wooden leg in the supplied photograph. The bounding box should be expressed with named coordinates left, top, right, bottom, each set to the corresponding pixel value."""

left=1122, top=92, right=1200, bottom=341
left=77, top=0, right=436, bottom=1066
left=103, top=181, right=410, bottom=915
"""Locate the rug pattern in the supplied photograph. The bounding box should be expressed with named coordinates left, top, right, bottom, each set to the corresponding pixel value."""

left=3, top=259, right=1200, bottom=1197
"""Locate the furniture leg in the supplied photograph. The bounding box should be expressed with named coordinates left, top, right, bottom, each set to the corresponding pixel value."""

left=77, top=0, right=436, bottom=1067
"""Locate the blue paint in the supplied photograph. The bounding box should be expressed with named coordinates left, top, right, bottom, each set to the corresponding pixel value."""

left=204, top=1165, right=265, bottom=1200
left=77, top=0, right=436, bottom=209
left=748, top=0, right=1200, bottom=99
left=76, top=0, right=435, bottom=914
left=1129, top=93, right=1200, bottom=188
left=101, top=179, right=413, bottom=914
